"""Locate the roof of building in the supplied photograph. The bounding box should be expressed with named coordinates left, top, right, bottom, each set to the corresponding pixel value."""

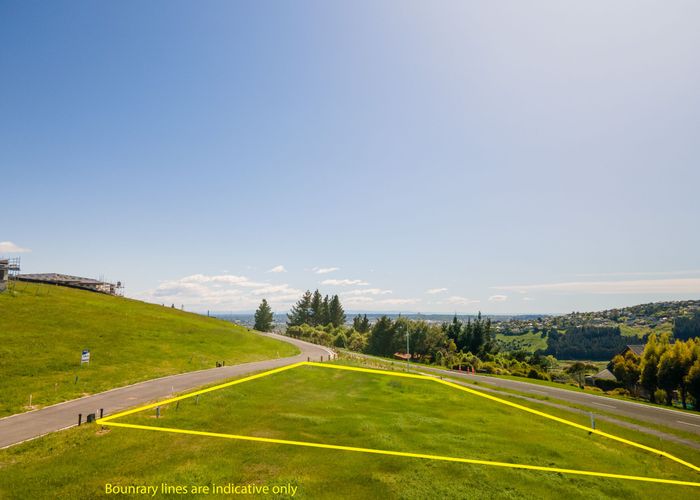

left=17, top=273, right=113, bottom=286
left=590, top=368, right=617, bottom=381
left=624, top=344, right=646, bottom=356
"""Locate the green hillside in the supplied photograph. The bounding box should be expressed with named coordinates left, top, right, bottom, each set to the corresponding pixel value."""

left=0, top=282, right=298, bottom=416
left=0, top=362, right=697, bottom=499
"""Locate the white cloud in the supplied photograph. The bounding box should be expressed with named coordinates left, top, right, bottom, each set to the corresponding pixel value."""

left=376, top=298, right=419, bottom=306
left=488, top=294, right=508, bottom=302
left=446, top=296, right=480, bottom=305
left=493, top=278, right=700, bottom=295
left=575, top=270, right=700, bottom=278
left=134, top=273, right=301, bottom=311
left=0, top=241, right=31, bottom=253
left=267, top=265, right=287, bottom=273
left=341, top=295, right=419, bottom=309
left=426, top=288, right=448, bottom=295
left=321, top=279, right=369, bottom=286
left=341, top=288, right=392, bottom=296
left=313, top=267, right=340, bottom=274
left=523, top=297, right=535, bottom=301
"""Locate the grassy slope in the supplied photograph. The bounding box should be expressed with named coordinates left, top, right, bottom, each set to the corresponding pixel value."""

left=1, top=364, right=698, bottom=499
left=496, top=331, right=548, bottom=352
left=0, top=282, right=298, bottom=416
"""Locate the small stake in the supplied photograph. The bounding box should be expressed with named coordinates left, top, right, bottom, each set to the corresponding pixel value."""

left=176, top=401, right=180, bottom=411
left=78, top=413, right=82, bottom=426
left=29, top=394, right=32, bottom=407
left=156, top=406, right=160, bottom=418
left=74, top=375, right=79, bottom=384
left=195, top=395, right=199, bottom=405
left=100, top=408, right=104, bottom=418
left=589, top=412, right=596, bottom=431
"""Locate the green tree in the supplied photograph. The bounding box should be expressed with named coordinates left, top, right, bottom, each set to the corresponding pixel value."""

left=640, top=333, right=668, bottom=403
left=658, top=339, right=695, bottom=408
left=321, top=295, right=330, bottom=326
left=348, top=330, right=368, bottom=352
left=367, top=316, right=394, bottom=356
left=565, top=361, right=597, bottom=389
left=686, top=351, right=700, bottom=412
left=611, top=350, right=641, bottom=394
left=287, top=290, right=312, bottom=326
left=353, top=314, right=371, bottom=333
left=309, top=290, right=323, bottom=327
left=328, top=294, right=346, bottom=327
left=253, top=299, right=274, bottom=332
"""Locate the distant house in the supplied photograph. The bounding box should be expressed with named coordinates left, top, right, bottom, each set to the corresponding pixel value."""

left=618, top=344, right=645, bottom=357
left=16, top=273, right=123, bottom=295
left=587, top=344, right=646, bottom=387
left=393, top=352, right=411, bottom=361
left=587, top=368, right=617, bottom=384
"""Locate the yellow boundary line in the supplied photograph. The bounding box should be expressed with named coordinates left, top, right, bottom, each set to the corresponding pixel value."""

left=97, top=361, right=700, bottom=488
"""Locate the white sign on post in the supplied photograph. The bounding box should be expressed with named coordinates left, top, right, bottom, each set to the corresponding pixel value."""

left=81, top=349, right=90, bottom=364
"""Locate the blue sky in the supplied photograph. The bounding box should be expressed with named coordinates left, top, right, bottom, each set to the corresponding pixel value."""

left=2, top=1, right=699, bottom=314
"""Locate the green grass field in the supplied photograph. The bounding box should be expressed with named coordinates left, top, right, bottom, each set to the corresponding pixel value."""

left=1, top=363, right=698, bottom=499
left=496, top=331, right=548, bottom=352
left=0, top=282, right=298, bottom=416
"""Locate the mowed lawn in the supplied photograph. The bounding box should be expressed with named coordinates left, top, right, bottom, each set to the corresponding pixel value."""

left=0, top=282, right=298, bottom=416
left=1, top=364, right=698, bottom=499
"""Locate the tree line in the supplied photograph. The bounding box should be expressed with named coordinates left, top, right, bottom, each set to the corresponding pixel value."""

left=287, top=290, right=346, bottom=328
left=544, top=326, right=628, bottom=360
left=611, top=333, right=700, bottom=409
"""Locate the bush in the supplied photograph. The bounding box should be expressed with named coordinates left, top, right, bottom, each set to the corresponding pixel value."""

left=593, top=379, right=621, bottom=392
left=527, top=368, right=551, bottom=381
left=608, top=388, right=630, bottom=397
left=654, top=389, right=667, bottom=404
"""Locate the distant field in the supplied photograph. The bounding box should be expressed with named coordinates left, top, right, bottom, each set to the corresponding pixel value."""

left=619, top=323, right=673, bottom=338
left=1, top=363, right=697, bottom=499
left=0, top=282, right=298, bottom=416
left=496, top=331, right=547, bottom=352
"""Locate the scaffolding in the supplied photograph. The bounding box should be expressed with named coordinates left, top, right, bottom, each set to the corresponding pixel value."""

left=0, top=257, right=20, bottom=293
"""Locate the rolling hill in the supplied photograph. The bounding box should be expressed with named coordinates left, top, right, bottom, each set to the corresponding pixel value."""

left=0, top=282, right=298, bottom=416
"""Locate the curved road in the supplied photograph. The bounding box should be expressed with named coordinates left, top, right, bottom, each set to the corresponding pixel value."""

left=0, top=332, right=333, bottom=449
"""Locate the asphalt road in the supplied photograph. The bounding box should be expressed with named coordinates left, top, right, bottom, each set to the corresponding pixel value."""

left=0, top=332, right=334, bottom=449
left=414, top=363, right=700, bottom=437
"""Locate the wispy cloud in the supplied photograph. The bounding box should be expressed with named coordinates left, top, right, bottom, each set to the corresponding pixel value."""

left=446, top=296, right=480, bottom=305
left=341, top=288, right=392, bottom=296
left=134, top=274, right=301, bottom=311
left=341, top=295, right=419, bottom=308
left=267, top=265, right=287, bottom=273
left=0, top=241, right=31, bottom=253
left=488, top=294, right=508, bottom=302
left=493, top=278, right=700, bottom=295
left=574, top=270, right=700, bottom=278
left=321, top=279, right=369, bottom=286
left=313, top=267, right=340, bottom=274
left=426, top=287, right=448, bottom=295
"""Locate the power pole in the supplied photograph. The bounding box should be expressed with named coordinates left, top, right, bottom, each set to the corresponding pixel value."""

left=406, top=330, right=410, bottom=371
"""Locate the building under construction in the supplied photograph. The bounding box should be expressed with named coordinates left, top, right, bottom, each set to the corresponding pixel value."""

left=16, top=273, right=123, bottom=295
left=0, top=257, right=21, bottom=292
